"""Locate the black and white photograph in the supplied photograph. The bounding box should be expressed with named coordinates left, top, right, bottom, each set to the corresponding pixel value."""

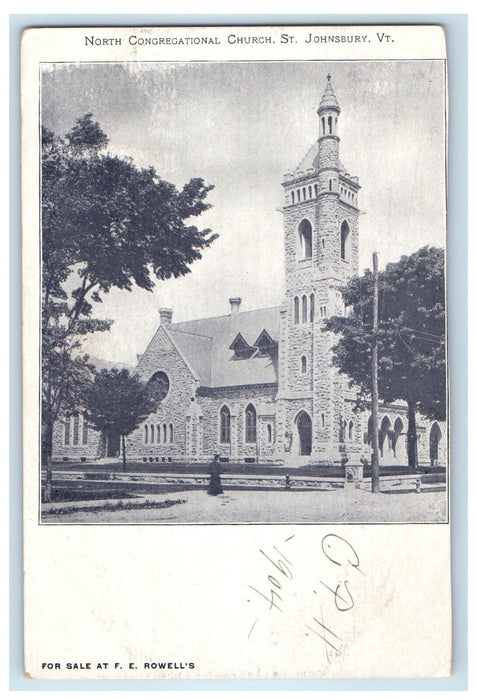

left=39, top=57, right=447, bottom=525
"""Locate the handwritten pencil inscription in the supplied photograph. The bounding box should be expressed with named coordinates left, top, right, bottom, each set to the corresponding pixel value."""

left=247, top=532, right=365, bottom=663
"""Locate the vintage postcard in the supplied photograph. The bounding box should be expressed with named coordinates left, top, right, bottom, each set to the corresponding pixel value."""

left=22, top=25, right=451, bottom=678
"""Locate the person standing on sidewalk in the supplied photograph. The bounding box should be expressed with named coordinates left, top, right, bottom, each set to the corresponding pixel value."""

left=207, top=453, right=223, bottom=496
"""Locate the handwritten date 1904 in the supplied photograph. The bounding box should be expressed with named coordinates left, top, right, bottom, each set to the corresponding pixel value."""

left=247, top=533, right=365, bottom=660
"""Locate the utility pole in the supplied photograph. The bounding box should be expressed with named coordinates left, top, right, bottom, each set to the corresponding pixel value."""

left=371, top=252, right=380, bottom=493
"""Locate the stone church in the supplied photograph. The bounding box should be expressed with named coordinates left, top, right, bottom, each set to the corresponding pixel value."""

left=53, top=76, right=447, bottom=469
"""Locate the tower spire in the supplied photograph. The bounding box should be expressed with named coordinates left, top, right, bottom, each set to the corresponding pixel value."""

left=318, top=75, right=340, bottom=114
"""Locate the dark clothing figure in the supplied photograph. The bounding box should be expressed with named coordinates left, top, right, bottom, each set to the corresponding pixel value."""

left=207, top=458, right=223, bottom=496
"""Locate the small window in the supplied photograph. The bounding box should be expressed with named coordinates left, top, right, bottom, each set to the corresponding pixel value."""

left=321, top=238, right=325, bottom=250
left=328, top=115, right=333, bottom=133
left=157, top=423, right=161, bottom=443
left=150, top=424, right=155, bottom=443
left=245, top=404, right=257, bottom=443
left=302, top=187, right=306, bottom=200
left=302, top=295, right=307, bottom=323
left=144, top=425, right=148, bottom=444
left=329, top=179, right=332, bottom=191
left=297, top=189, right=301, bottom=202
left=267, top=424, right=273, bottom=443
left=308, top=186, right=312, bottom=198
left=301, top=355, right=307, bottom=374
left=82, top=414, right=88, bottom=445
left=294, top=296, right=300, bottom=325
left=321, top=116, right=325, bottom=134
left=169, top=423, right=174, bottom=443
left=220, top=405, right=231, bottom=444
left=163, top=423, right=167, bottom=443
left=64, top=416, right=71, bottom=446
left=349, top=421, right=354, bottom=441
left=73, top=414, right=79, bottom=446
left=310, top=293, right=315, bottom=322
left=291, top=191, right=295, bottom=204
left=314, top=184, right=318, bottom=197
left=321, top=413, right=325, bottom=428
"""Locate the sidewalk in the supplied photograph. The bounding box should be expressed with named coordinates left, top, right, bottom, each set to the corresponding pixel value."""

left=41, top=485, right=447, bottom=524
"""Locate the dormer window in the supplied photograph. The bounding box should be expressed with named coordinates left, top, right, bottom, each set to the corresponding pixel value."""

left=254, top=329, right=278, bottom=358
left=230, top=333, right=254, bottom=360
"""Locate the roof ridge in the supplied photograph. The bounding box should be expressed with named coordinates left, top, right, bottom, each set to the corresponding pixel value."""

left=169, top=328, right=213, bottom=340
left=170, top=304, right=282, bottom=328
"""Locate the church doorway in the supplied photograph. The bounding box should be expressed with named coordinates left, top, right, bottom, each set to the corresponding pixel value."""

left=429, top=422, right=442, bottom=466
left=296, top=411, right=312, bottom=456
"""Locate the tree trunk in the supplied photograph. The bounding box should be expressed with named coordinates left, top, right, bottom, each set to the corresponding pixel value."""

left=122, top=433, right=126, bottom=471
left=43, top=417, right=54, bottom=503
left=407, top=400, right=418, bottom=471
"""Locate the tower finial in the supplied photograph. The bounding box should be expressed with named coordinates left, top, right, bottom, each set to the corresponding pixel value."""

left=318, top=75, right=340, bottom=114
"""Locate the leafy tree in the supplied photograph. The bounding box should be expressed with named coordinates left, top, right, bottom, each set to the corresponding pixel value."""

left=325, top=246, right=445, bottom=469
left=85, top=369, right=155, bottom=470
left=42, top=114, right=216, bottom=499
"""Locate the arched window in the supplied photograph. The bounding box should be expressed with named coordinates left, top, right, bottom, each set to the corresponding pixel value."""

left=245, top=404, right=257, bottom=443
left=73, top=413, right=80, bottom=445
left=298, top=219, right=312, bottom=259
left=294, top=296, right=300, bottom=324
left=220, top=405, right=231, bottom=444
left=302, top=187, right=306, bottom=200
left=291, top=190, right=295, bottom=204
left=302, top=295, right=307, bottom=323
left=163, top=423, right=167, bottom=443
left=349, top=420, right=354, bottom=441
left=308, top=186, right=312, bottom=198
left=297, top=189, right=301, bottom=202
left=379, top=416, right=392, bottom=456
left=365, top=415, right=372, bottom=444
left=82, top=414, right=88, bottom=445
left=267, top=424, right=273, bottom=443
left=169, top=423, right=174, bottom=443
left=157, top=423, right=161, bottom=443
left=150, top=424, right=155, bottom=443
left=144, top=425, right=148, bottom=444
left=340, top=220, right=350, bottom=261
left=321, top=116, right=325, bottom=135
left=314, top=184, right=318, bottom=197
left=328, top=115, right=333, bottom=133
left=64, top=416, right=71, bottom=445
left=310, top=293, right=315, bottom=322
left=301, top=355, right=307, bottom=374
left=429, top=422, right=442, bottom=466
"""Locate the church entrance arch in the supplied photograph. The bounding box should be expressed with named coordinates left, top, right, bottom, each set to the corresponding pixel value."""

left=379, top=416, right=392, bottom=459
left=296, top=410, right=312, bottom=456
left=429, top=422, right=442, bottom=466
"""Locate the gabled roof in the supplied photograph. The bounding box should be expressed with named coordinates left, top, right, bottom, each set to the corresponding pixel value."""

left=167, top=305, right=281, bottom=388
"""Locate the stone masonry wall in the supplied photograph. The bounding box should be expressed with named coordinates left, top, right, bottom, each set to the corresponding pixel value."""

left=126, top=327, right=196, bottom=460
left=199, top=384, right=278, bottom=462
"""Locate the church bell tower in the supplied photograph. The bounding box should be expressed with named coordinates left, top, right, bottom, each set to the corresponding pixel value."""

left=276, top=75, right=360, bottom=464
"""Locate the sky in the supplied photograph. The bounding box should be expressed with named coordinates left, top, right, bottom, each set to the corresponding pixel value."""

left=41, top=60, right=446, bottom=364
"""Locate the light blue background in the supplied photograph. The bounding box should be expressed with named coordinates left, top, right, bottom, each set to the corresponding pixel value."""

left=10, top=13, right=467, bottom=691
